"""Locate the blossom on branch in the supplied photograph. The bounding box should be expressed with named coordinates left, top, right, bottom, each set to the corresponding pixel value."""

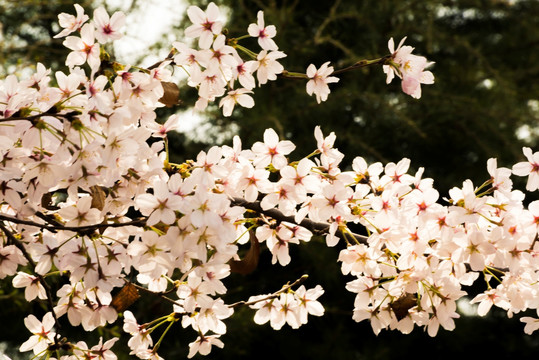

left=248, top=11, right=278, bottom=51
left=383, top=37, right=434, bottom=99
left=306, top=62, right=339, bottom=104
left=512, top=147, right=539, bottom=191
left=185, top=2, right=223, bottom=49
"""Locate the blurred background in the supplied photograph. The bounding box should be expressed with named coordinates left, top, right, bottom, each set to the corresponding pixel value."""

left=1, top=0, right=539, bottom=358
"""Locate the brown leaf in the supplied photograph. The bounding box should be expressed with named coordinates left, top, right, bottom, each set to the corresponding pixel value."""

left=158, top=82, right=180, bottom=107
left=90, top=185, right=106, bottom=211
left=389, top=293, right=417, bottom=320
left=229, top=230, right=260, bottom=275
left=111, top=282, right=140, bottom=312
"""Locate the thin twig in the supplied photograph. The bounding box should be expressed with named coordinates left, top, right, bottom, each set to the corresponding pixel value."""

left=228, top=274, right=308, bottom=308
left=0, top=213, right=146, bottom=233
left=231, top=197, right=368, bottom=244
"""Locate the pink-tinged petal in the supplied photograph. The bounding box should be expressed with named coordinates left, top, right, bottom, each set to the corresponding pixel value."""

left=153, top=181, right=170, bottom=200
left=306, top=64, right=317, bottom=78
left=477, top=299, right=493, bottom=316
left=388, top=37, right=395, bottom=53
left=74, top=3, right=86, bottom=18
left=19, top=336, right=39, bottom=352
left=199, top=31, right=214, bottom=49
left=512, top=162, right=533, bottom=176
left=529, top=200, right=539, bottom=214
left=146, top=210, right=161, bottom=226
left=93, top=7, right=109, bottom=26
left=401, top=76, right=420, bottom=97
left=23, top=315, right=41, bottom=333
left=42, top=312, right=55, bottom=330
left=187, top=6, right=206, bottom=24
left=245, top=186, right=258, bottom=202
left=248, top=23, right=260, bottom=37
left=263, top=128, right=279, bottom=147
left=57, top=206, right=78, bottom=220
left=420, top=71, right=434, bottom=84
left=237, top=94, right=254, bottom=108
left=159, top=209, right=176, bottom=225
left=276, top=140, right=296, bottom=155
left=265, top=25, right=277, bottom=37
left=185, top=24, right=203, bottom=38
left=259, top=37, right=278, bottom=51
left=135, top=194, right=159, bottom=211
left=523, top=147, right=533, bottom=160
left=110, top=12, right=126, bottom=29
left=206, top=2, right=221, bottom=21
left=306, top=301, right=325, bottom=316
left=527, top=172, right=539, bottom=191
left=77, top=196, right=92, bottom=213
left=80, top=23, right=95, bottom=44
left=63, top=36, right=83, bottom=51
left=271, top=154, right=288, bottom=170
left=257, top=11, right=265, bottom=27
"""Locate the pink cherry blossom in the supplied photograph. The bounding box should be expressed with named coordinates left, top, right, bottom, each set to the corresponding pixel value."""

left=63, top=23, right=101, bottom=71
left=248, top=11, right=278, bottom=51
left=54, top=4, right=89, bottom=38
left=255, top=50, right=286, bottom=85
left=306, top=62, right=339, bottom=103
left=219, top=88, right=255, bottom=117
left=252, top=128, right=295, bottom=170
left=512, top=147, right=539, bottom=191
left=185, top=2, right=223, bottom=49
left=19, top=312, right=56, bottom=354
left=93, top=7, right=125, bottom=43
left=383, top=37, right=434, bottom=98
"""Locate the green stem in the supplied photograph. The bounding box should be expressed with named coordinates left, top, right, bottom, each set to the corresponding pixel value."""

left=235, top=44, right=258, bottom=60
left=153, top=318, right=176, bottom=352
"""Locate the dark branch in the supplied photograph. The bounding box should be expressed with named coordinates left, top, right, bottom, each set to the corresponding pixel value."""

left=231, top=197, right=368, bottom=244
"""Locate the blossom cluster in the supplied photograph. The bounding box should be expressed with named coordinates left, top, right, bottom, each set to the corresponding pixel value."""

left=383, top=37, right=435, bottom=99
left=0, top=2, right=535, bottom=360
left=175, top=4, right=285, bottom=116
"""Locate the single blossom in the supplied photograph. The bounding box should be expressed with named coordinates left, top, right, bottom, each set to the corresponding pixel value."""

left=219, top=88, right=255, bottom=116
left=63, top=23, right=101, bottom=71
left=54, top=4, right=89, bottom=38
left=383, top=37, right=434, bottom=98
left=255, top=50, right=286, bottom=85
left=248, top=11, right=278, bottom=51
left=185, top=2, right=223, bottom=49
left=93, top=7, right=125, bottom=43
left=512, top=147, right=539, bottom=191
left=306, top=62, right=339, bottom=103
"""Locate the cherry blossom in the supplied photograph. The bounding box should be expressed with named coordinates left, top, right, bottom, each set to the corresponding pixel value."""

left=512, top=147, right=539, bottom=191
left=93, top=7, right=126, bottom=43
left=306, top=62, right=339, bottom=103
left=255, top=50, right=286, bottom=85
left=19, top=313, right=56, bottom=355
left=219, top=88, right=255, bottom=117
left=63, top=23, right=101, bottom=71
left=185, top=2, right=223, bottom=49
left=384, top=37, right=434, bottom=98
left=4, top=3, right=539, bottom=360
left=248, top=11, right=278, bottom=51
left=251, top=128, right=295, bottom=170
left=54, top=4, right=89, bottom=38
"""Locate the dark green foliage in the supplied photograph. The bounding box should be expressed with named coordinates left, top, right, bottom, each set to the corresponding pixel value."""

left=0, top=0, right=95, bottom=76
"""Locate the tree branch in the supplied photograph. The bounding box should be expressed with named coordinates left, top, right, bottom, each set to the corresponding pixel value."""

left=0, top=213, right=146, bottom=234
left=231, top=197, right=368, bottom=244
